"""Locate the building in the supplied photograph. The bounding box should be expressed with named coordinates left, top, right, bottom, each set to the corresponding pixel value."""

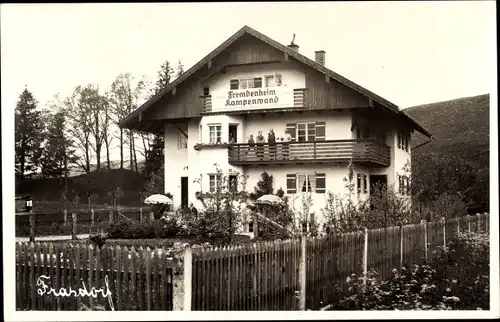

left=119, top=25, right=432, bottom=227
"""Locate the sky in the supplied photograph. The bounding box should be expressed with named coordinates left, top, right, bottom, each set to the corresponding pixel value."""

left=1, top=1, right=497, bottom=163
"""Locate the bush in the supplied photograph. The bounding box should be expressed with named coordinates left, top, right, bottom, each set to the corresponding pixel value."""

left=330, top=231, right=489, bottom=310
left=104, top=218, right=181, bottom=240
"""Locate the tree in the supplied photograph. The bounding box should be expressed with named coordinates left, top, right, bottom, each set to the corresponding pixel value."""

left=176, top=60, right=184, bottom=79
left=40, top=106, right=76, bottom=178
left=109, top=73, right=147, bottom=171
left=15, top=88, right=45, bottom=178
left=65, top=85, right=94, bottom=173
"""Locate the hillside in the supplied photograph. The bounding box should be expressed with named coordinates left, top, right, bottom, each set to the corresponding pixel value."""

left=15, top=169, right=148, bottom=211
left=404, top=94, right=490, bottom=212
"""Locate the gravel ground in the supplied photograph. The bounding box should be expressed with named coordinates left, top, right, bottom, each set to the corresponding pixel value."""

left=15, top=234, right=90, bottom=242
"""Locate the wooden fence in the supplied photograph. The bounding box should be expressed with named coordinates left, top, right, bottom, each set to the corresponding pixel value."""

left=16, top=243, right=176, bottom=311
left=16, top=213, right=489, bottom=311
left=189, top=213, right=490, bottom=311
left=15, top=207, right=154, bottom=240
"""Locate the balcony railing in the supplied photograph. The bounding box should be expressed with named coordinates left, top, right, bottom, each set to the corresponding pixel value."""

left=228, top=139, right=391, bottom=167
left=201, top=88, right=307, bottom=113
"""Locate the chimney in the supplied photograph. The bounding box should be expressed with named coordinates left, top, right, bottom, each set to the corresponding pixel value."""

left=315, top=50, right=326, bottom=66
left=288, top=43, right=299, bottom=52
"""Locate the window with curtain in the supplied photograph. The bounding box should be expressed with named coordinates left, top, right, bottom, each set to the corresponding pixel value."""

left=287, top=173, right=324, bottom=194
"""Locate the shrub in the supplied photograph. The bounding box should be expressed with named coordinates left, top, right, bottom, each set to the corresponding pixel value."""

left=104, top=218, right=181, bottom=239
left=329, top=231, right=489, bottom=310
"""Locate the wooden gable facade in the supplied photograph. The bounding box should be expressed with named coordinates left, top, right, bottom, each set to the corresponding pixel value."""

left=121, top=26, right=431, bottom=139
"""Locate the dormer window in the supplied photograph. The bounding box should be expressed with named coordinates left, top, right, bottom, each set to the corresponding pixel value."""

left=229, top=77, right=263, bottom=90
left=265, top=73, right=282, bottom=87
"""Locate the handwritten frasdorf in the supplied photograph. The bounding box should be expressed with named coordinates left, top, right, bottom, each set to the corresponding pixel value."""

left=36, top=275, right=115, bottom=311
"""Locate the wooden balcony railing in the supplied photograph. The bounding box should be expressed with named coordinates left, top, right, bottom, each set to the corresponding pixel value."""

left=201, top=88, right=307, bottom=113
left=228, top=139, right=391, bottom=167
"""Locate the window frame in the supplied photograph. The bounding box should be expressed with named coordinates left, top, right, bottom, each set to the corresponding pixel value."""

left=208, top=124, right=222, bottom=144
left=178, top=132, right=188, bottom=150
left=208, top=174, right=217, bottom=193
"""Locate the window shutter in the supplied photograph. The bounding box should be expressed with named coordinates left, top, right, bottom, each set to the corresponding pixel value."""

left=315, top=122, right=325, bottom=141
left=254, top=77, right=262, bottom=88
left=316, top=173, right=326, bottom=193
left=309, top=174, right=316, bottom=193
left=286, top=174, right=296, bottom=194
left=230, top=79, right=239, bottom=90
left=363, top=175, right=368, bottom=194
left=357, top=174, right=361, bottom=194
left=274, top=73, right=283, bottom=86
left=397, top=131, right=401, bottom=149
left=286, top=123, right=297, bottom=141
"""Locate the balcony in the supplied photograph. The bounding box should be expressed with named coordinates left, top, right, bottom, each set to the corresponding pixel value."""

left=201, top=88, right=307, bottom=114
left=227, top=139, right=391, bottom=167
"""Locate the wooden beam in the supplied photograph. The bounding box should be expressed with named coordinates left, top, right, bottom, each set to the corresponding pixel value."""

left=284, top=52, right=289, bottom=61
left=325, top=75, right=330, bottom=83
left=208, top=59, right=212, bottom=69
left=368, top=98, right=374, bottom=107
left=138, top=112, right=143, bottom=122
left=172, top=87, right=177, bottom=95
left=174, top=123, right=188, bottom=138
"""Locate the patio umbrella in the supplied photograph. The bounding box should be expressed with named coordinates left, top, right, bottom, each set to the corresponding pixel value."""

left=144, top=194, right=173, bottom=205
left=255, top=194, right=284, bottom=205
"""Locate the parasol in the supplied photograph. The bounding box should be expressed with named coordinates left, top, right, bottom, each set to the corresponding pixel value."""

left=255, top=194, right=284, bottom=205
left=144, top=194, right=173, bottom=205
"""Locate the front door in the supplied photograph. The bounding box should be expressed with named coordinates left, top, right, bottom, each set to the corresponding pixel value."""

left=369, top=175, right=387, bottom=210
left=181, top=177, right=189, bottom=209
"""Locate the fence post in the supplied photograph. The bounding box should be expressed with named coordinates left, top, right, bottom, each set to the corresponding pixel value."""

left=476, top=213, right=481, bottom=233
left=72, top=213, right=77, bottom=240
left=139, top=208, right=143, bottom=222
left=29, top=210, right=35, bottom=243
left=363, top=227, right=368, bottom=286
left=64, top=209, right=68, bottom=224
left=183, top=246, right=193, bottom=311
left=421, top=220, right=428, bottom=263
left=468, top=215, right=471, bottom=234
left=298, top=235, right=307, bottom=311
left=91, top=209, right=95, bottom=226
left=254, top=213, right=259, bottom=238
left=149, top=211, right=154, bottom=221
left=400, top=225, right=404, bottom=269
left=109, top=210, right=113, bottom=224
left=442, top=217, right=446, bottom=250
left=172, top=245, right=192, bottom=311
left=457, top=217, right=460, bottom=233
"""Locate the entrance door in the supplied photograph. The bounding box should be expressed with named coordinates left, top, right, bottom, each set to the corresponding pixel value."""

left=228, top=124, right=238, bottom=143
left=369, top=175, right=387, bottom=210
left=181, top=177, right=189, bottom=209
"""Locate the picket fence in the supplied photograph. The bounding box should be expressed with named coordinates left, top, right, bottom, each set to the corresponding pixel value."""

left=16, top=213, right=489, bottom=311
left=16, top=243, right=175, bottom=311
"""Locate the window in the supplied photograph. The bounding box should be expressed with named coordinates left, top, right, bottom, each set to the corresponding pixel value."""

left=230, top=77, right=263, bottom=90
left=398, top=130, right=410, bottom=151
left=287, top=173, right=325, bottom=194
left=357, top=173, right=368, bottom=194
left=178, top=132, right=187, bottom=149
left=229, top=175, right=238, bottom=192
left=208, top=124, right=222, bottom=144
left=209, top=174, right=217, bottom=192
left=287, top=121, right=325, bottom=142
left=399, top=175, right=410, bottom=195
left=316, top=173, right=326, bottom=193
left=264, top=73, right=282, bottom=87
left=286, top=174, right=297, bottom=194
left=203, top=87, right=210, bottom=96
left=297, top=122, right=316, bottom=142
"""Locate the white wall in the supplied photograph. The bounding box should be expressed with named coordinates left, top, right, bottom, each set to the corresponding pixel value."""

left=164, top=123, right=189, bottom=209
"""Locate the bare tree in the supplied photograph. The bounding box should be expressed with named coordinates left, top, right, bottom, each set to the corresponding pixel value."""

left=66, top=85, right=94, bottom=173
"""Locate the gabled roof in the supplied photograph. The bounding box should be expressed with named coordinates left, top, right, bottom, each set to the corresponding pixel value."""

left=119, top=25, right=431, bottom=138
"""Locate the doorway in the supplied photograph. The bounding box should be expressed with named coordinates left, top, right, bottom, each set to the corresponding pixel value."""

left=181, top=177, right=189, bottom=209
left=228, top=124, right=238, bottom=143
left=369, top=175, right=387, bottom=210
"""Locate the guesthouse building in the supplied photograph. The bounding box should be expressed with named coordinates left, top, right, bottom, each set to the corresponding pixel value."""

left=119, top=25, right=432, bottom=227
